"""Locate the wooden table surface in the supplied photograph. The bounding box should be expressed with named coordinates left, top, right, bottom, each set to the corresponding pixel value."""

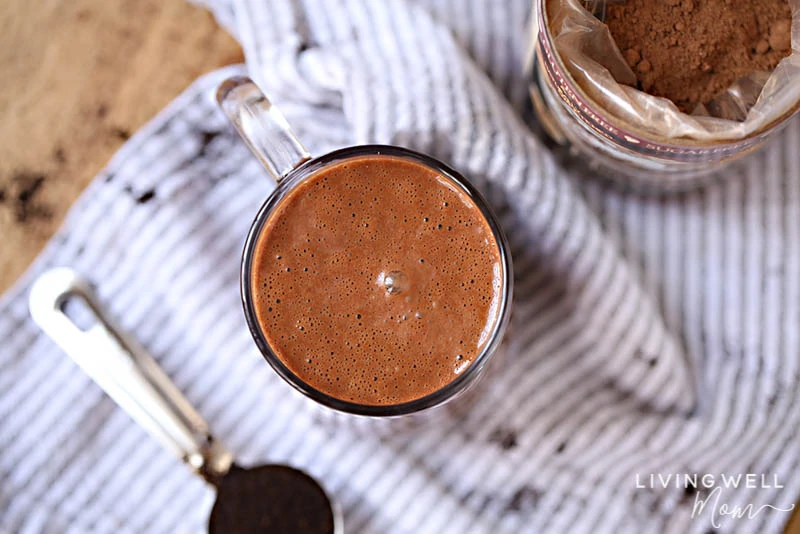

left=2, top=2, right=799, bottom=532
left=789, top=507, right=800, bottom=534
left=0, top=0, right=242, bottom=293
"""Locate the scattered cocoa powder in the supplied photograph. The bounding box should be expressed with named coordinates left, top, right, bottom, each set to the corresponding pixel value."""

left=606, top=0, right=793, bottom=113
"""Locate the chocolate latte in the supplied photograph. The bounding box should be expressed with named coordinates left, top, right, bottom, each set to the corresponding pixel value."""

left=250, top=155, right=504, bottom=406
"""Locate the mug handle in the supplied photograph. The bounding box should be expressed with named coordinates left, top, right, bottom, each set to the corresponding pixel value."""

left=216, top=76, right=311, bottom=183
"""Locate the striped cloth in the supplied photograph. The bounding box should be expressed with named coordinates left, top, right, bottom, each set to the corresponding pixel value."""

left=2, top=0, right=799, bottom=532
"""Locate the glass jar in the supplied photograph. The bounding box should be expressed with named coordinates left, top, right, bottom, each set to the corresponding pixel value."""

left=527, top=0, right=800, bottom=192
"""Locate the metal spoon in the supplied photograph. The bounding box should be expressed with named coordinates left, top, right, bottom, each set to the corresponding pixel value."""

left=29, top=267, right=341, bottom=534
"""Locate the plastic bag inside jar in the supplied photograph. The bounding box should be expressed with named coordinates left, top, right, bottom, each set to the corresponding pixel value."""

left=546, top=0, right=800, bottom=142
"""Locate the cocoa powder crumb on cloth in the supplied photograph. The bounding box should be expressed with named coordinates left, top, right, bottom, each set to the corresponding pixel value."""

left=605, top=0, right=793, bottom=114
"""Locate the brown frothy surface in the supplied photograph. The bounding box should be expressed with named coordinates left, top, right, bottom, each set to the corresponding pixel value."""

left=251, top=155, right=503, bottom=406
left=606, top=0, right=793, bottom=113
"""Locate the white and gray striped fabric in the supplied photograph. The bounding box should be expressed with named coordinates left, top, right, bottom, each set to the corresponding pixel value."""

left=2, top=0, right=800, bottom=532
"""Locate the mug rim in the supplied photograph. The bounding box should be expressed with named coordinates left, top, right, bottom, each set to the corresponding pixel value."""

left=240, top=144, right=513, bottom=417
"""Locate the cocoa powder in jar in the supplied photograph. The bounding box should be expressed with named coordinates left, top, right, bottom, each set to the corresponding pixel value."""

left=606, top=0, right=793, bottom=113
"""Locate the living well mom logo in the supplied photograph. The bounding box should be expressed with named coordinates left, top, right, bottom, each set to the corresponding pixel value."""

left=635, top=473, right=795, bottom=529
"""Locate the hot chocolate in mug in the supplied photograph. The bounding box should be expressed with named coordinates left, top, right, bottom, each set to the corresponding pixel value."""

left=217, top=77, right=512, bottom=427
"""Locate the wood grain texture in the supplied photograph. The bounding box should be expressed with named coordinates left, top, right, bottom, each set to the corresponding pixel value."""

left=0, top=0, right=242, bottom=292
left=788, top=507, right=800, bottom=534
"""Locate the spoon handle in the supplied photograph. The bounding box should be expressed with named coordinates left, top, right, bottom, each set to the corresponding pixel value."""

left=29, top=267, right=233, bottom=485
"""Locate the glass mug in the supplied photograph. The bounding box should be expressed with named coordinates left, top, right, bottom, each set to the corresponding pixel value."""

left=216, top=77, right=513, bottom=430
